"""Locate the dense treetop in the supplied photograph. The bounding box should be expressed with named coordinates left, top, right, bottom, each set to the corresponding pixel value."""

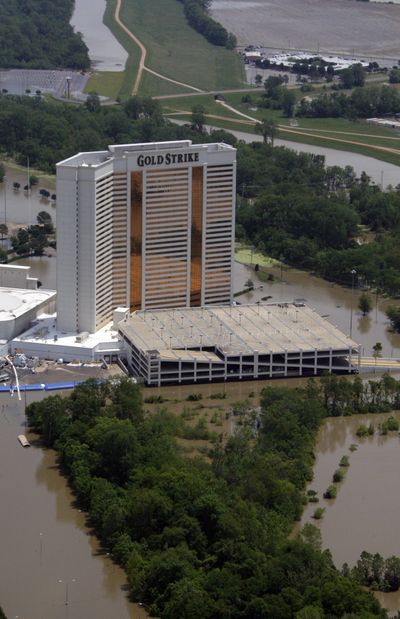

left=236, top=142, right=400, bottom=295
left=0, top=0, right=89, bottom=69
left=26, top=377, right=388, bottom=618
left=0, top=94, right=235, bottom=172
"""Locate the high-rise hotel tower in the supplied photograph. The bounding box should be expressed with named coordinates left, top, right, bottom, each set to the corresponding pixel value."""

left=56, top=140, right=236, bottom=333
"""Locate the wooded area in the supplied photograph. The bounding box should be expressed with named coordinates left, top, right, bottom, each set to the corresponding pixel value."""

left=0, top=0, right=90, bottom=69
left=236, top=142, right=400, bottom=295
left=26, top=377, right=389, bottom=618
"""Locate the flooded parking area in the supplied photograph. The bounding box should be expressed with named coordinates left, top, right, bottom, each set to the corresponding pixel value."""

left=0, top=390, right=147, bottom=619
left=211, top=0, right=400, bottom=58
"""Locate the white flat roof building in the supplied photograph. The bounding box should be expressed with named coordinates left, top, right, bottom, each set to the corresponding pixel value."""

left=0, top=287, right=56, bottom=341
left=56, top=140, right=236, bottom=334
left=119, top=303, right=360, bottom=386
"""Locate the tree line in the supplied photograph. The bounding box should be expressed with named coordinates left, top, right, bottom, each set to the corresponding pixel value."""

left=0, top=94, right=236, bottom=173
left=0, top=0, right=90, bottom=69
left=176, top=0, right=236, bottom=49
left=297, top=84, right=400, bottom=119
left=26, top=377, right=387, bottom=618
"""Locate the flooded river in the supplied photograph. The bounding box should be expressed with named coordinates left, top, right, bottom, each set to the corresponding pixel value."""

left=212, top=0, right=400, bottom=58
left=0, top=392, right=147, bottom=619
left=71, top=0, right=128, bottom=72
left=296, top=412, right=400, bottom=615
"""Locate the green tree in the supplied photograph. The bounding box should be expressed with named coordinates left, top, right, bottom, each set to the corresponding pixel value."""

left=85, top=92, right=101, bottom=113
left=358, top=291, right=372, bottom=316
left=255, top=118, right=278, bottom=145
left=191, top=105, right=206, bottom=132
left=372, top=342, right=383, bottom=374
left=37, top=211, right=54, bottom=234
left=0, top=223, right=8, bottom=239
left=386, top=306, right=400, bottom=332
left=281, top=89, right=296, bottom=117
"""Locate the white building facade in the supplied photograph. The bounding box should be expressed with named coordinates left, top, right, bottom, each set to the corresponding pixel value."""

left=56, top=140, right=236, bottom=333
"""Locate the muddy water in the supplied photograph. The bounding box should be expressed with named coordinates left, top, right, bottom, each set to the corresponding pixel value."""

left=296, top=412, right=400, bottom=615
left=235, top=260, right=400, bottom=358
left=0, top=391, right=147, bottom=619
left=0, top=166, right=56, bottom=227
left=16, top=253, right=400, bottom=358
left=212, top=0, right=400, bottom=58
left=71, top=0, right=128, bottom=72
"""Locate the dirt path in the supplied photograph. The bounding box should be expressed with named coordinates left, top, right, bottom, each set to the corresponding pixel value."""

left=114, top=0, right=146, bottom=95
left=143, top=66, right=203, bottom=93
left=215, top=101, right=400, bottom=156
left=114, top=0, right=204, bottom=95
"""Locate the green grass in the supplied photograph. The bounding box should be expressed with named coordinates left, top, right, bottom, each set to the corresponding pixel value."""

left=85, top=71, right=125, bottom=98
left=118, top=0, right=244, bottom=94
left=139, top=71, right=195, bottom=97
left=235, top=245, right=280, bottom=268
left=103, top=0, right=143, bottom=99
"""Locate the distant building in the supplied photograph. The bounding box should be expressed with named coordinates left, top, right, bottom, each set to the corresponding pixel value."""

left=366, top=118, right=400, bottom=131
left=56, top=140, right=236, bottom=334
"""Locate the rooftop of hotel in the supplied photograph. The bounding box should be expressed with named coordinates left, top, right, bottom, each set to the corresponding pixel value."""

left=119, top=303, right=359, bottom=361
left=0, top=287, right=56, bottom=322
left=57, top=140, right=235, bottom=168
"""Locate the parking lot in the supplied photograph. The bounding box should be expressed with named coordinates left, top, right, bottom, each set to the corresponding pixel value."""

left=0, top=69, right=89, bottom=100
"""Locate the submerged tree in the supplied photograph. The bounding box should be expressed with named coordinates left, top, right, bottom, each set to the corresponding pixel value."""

left=358, top=292, right=372, bottom=316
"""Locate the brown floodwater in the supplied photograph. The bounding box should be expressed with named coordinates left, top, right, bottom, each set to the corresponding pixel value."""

left=17, top=254, right=400, bottom=359
left=295, top=412, right=400, bottom=615
left=211, top=0, right=400, bottom=58
left=0, top=391, right=147, bottom=619
left=0, top=166, right=56, bottom=228
left=235, top=260, right=400, bottom=359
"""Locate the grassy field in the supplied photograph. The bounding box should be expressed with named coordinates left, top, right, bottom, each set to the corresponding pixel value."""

left=139, top=71, right=195, bottom=97
left=103, top=0, right=143, bottom=99
left=85, top=71, right=125, bottom=98
left=235, top=245, right=280, bottom=268
left=116, top=0, right=244, bottom=95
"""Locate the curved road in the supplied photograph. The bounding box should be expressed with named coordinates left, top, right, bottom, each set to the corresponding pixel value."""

left=114, top=0, right=203, bottom=95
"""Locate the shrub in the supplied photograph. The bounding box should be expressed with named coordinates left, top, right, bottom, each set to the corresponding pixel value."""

left=313, top=507, right=325, bottom=519
left=340, top=456, right=350, bottom=467
left=356, top=424, right=369, bottom=437
left=333, top=469, right=345, bottom=483
left=324, top=485, right=337, bottom=499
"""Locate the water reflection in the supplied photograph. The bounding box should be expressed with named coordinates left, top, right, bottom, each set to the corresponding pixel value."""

left=298, top=411, right=400, bottom=615
left=0, top=391, right=147, bottom=619
left=234, top=260, right=400, bottom=358
left=0, top=167, right=56, bottom=226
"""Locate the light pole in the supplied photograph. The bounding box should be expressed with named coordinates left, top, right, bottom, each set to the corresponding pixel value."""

left=350, top=268, right=357, bottom=338
left=58, top=578, right=77, bottom=606
left=3, top=174, right=6, bottom=226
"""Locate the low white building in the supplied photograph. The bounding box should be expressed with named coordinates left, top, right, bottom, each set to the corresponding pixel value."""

left=11, top=313, right=122, bottom=362
left=0, top=286, right=56, bottom=341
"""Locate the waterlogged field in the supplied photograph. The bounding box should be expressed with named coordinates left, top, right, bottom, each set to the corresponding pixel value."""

left=211, top=0, right=400, bottom=58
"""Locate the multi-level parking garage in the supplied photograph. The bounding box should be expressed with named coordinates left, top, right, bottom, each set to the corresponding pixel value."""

left=119, top=302, right=360, bottom=386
